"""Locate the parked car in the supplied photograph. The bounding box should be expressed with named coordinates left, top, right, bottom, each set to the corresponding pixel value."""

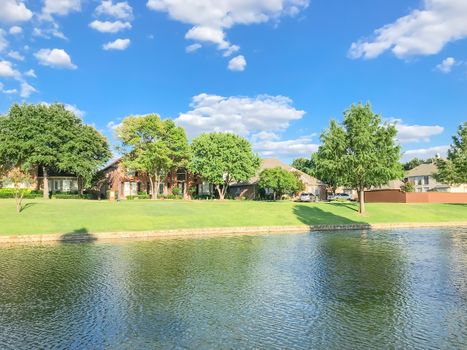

left=329, top=193, right=352, bottom=201
left=299, top=193, right=315, bottom=202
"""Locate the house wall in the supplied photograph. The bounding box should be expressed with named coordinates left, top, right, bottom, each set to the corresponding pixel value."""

left=365, top=190, right=467, bottom=203
left=229, top=185, right=256, bottom=199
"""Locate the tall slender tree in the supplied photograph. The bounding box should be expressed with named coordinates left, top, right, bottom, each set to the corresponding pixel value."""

left=116, top=114, right=189, bottom=199
left=313, top=103, right=402, bottom=214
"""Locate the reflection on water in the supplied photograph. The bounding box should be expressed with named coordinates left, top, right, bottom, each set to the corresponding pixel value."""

left=0, top=228, right=466, bottom=349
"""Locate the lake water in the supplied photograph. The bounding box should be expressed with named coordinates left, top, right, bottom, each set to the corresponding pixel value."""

left=0, top=228, right=466, bottom=349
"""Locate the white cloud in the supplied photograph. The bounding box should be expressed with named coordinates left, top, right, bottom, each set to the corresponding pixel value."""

left=103, top=38, right=130, bottom=50
left=32, top=22, right=68, bottom=40
left=9, top=25, right=22, bottom=35
left=0, top=60, right=20, bottom=78
left=7, top=50, right=24, bottom=61
left=24, top=69, right=36, bottom=78
left=107, top=120, right=121, bottom=131
left=35, top=48, right=77, bottom=69
left=349, top=0, right=467, bottom=59
left=0, top=82, right=17, bottom=94
left=0, top=0, right=33, bottom=23
left=174, top=93, right=305, bottom=139
left=0, top=29, right=7, bottom=52
left=186, top=43, right=202, bottom=53
left=146, top=0, right=309, bottom=56
left=402, top=145, right=450, bottom=161
left=436, top=57, right=456, bottom=73
left=228, top=55, right=246, bottom=71
left=89, top=20, right=132, bottom=33
left=42, top=0, right=81, bottom=18
left=253, top=134, right=319, bottom=159
left=391, top=119, right=444, bottom=143
left=95, top=0, right=133, bottom=20
left=20, top=81, right=37, bottom=98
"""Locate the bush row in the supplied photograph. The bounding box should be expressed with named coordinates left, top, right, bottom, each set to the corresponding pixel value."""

left=0, top=189, right=42, bottom=199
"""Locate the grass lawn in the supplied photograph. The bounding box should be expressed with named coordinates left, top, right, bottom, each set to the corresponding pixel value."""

left=0, top=199, right=466, bottom=236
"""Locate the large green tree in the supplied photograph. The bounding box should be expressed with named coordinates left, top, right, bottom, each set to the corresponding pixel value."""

left=116, top=114, right=190, bottom=199
left=435, top=122, right=467, bottom=184
left=0, top=103, right=110, bottom=199
left=258, top=167, right=302, bottom=200
left=190, top=133, right=260, bottom=200
left=313, top=103, right=402, bottom=214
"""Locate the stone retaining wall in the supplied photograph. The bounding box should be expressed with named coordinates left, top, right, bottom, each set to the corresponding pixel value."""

left=1, top=222, right=466, bottom=244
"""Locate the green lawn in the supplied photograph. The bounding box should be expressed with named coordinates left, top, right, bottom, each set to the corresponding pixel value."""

left=0, top=199, right=466, bottom=236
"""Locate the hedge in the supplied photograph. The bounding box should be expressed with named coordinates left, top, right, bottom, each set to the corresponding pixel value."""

left=0, top=188, right=42, bottom=199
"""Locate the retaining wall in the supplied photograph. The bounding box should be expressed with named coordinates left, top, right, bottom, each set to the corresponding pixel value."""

left=365, top=190, right=467, bottom=203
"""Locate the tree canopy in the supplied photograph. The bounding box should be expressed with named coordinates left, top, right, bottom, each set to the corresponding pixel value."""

left=258, top=167, right=302, bottom=200
left=291, top=157, right=314, bottom=176
left=116, top=114, right=190, bottom=199
left=190, top=132, right=260, bottom=199
left=435, top=122, right=467, bottom=185
left=0, top=103, right=111, bottom=198
left=313, top=103, right=402, bottom=214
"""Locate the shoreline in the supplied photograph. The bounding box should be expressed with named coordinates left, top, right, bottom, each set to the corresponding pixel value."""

left=1, top=221, right=467, bottom=244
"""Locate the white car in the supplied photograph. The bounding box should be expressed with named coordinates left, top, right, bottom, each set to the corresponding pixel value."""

left=329, top=193, right=352, bottom=201
left=299, top=193, right=315, bottom=202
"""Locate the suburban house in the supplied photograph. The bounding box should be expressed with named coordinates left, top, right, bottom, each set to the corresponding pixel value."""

left=1, top=166, right=79, bottom=193
left=405, top=163, right=467, bottom=192
left=99, top=159, right=210, bottom=199
left=228, top=158, right=327, bottom=200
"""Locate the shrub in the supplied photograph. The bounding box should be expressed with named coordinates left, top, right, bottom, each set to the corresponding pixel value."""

left=137, top=191, right=150, bottom=199
left=52, top=192, right=81, bottom=199
left=126, top=195, right=137, bottom=200
left=172, top=187, right=182, bottom=196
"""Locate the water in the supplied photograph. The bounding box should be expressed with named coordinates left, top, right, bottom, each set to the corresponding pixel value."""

left=0, top=228, right=466, bottom=349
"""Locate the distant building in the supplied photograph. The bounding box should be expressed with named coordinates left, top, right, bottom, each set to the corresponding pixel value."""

left=405, top=163, right=467, bottom=192
left=228, top=158, right=327, bottom=200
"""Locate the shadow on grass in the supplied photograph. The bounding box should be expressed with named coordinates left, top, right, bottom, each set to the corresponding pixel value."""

left=327, top=201, right=359, bottom=212
left=20, top=202, right=39, bottom=212
left=59, top=228, right=97, bottom=243
left=293, top=204, right=366, bottom=226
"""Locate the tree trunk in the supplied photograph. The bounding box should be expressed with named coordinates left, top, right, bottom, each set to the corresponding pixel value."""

left=358, top=189, right=365, bottom=215
left=149, top=176, right=156, bottom=200
left=78, top=177, right=84, bottom=195
left=42, top=166, right=49, bottom=199
left=216, top=185, right=225, bottom=200
left=273, top=192, right=276, bottom=201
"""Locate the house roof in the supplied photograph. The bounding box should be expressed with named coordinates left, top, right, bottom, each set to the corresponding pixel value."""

left=406, top=163, right=438, bottom=177
left=371, top=179, right=405, bottom=190
left=231, top=158, right=325, bottom=187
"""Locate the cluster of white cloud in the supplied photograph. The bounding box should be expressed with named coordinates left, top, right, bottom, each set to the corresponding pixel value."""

left=173, top=93, right=317, bottom=159
left=436, top=57, right=457, bottom=73
left=0, top=0, right=32, bottom=23
left=390, top=119, right=444, bottom=144
left=402, top=145, right=450, bottom=161
left=91, top=0, right=133, bottom=51
left=349, top=0, right=467, bottom=59
left=146, top=0, right=309, bottom=71
left=228, top=55, right=246, bottom=71
left=35, top=48, right=77, bottom=69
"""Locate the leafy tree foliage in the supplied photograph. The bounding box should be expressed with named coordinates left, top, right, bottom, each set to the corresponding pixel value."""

left=116, top=114, right=190, bottom=199
left=2, top=168, right=32, bottom=213
left=291, top=157, right=314, bottom=176
left=313, top=103, right=402, bottom=214
left=402, top=158, right=432, bottom=171
left=311, top=120, right=347, bottom=194
left=258, top=167, right=302, bottom=200
left=0, top=103, right=110, bottom=199
left=435, top=122, right=467, bottom=184
left=190, top=133, right=260, bottom=200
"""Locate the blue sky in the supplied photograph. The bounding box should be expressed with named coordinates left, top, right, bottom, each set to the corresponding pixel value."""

left=0, top=0, right=466, bottom=163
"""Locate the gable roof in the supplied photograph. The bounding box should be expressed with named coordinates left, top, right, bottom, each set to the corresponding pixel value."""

left=232, top=158, right=325, bottom=186
left=406, top=163, right=438, bottom=177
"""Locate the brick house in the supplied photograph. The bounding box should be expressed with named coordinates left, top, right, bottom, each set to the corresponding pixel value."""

left=99, top=159, right=212, bottom=199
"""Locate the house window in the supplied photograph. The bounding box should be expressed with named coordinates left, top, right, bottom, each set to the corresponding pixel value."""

left=125, top=169, right=136, bottom=177
left=424, top=176, right=429, bottom=185
left=177, top=169, right=187, bottom=182
left=159, top=183, right=164, bottom=194
left=417, top=177, right=423, bottom=186
left=199, top=181, right=211, bottom=194
left=124, top=182, right=138, bottom=196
